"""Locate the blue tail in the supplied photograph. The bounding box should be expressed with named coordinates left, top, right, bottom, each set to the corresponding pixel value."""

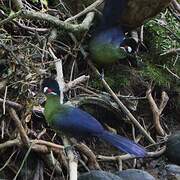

left=98, top=131, right=147, bottom=157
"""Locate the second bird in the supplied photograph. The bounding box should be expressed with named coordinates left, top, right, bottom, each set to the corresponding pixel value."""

left=89, top=0, right=137, bottom=66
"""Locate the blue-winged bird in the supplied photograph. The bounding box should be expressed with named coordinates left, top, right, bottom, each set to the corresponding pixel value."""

left=89, top=0, right=138, bottom=66
left=42, top=78, right=147, bottom=157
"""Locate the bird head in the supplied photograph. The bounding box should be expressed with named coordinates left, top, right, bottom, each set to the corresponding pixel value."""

left=41, top=78, right=60, bottom=96
left=120, top=37, right=138, bottom=54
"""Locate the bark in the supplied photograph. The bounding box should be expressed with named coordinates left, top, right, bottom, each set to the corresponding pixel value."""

left=65, top=0, right=172, bottom=29
left=120, top=0, right=172, bottom=29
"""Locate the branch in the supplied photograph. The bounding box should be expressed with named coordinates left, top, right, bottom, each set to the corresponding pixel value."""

left=0, top=98, right=23, bottom=110
left=0, top=137, right=64, bottom=152
left=146, top=89, right=169, bottom=136
left=97, top=146, right=166, bottom=161
left=171, top=0, right=180, bottom=13
left=0, top=10, right=95, bottom=33
left=165, top=66, right=180, bottom=80
left=9, top=108, right=29, bottom=146
left=75, top=143, right=100, bottom=170
left=0, top=10, right=22, bottom=26
left=62, top=136, right=78, bottom=180
left=160, top=48, right=180, bottom=56
left=65, top=75, right=90, bottom=92
left=65, top=0, right=104, bottom=22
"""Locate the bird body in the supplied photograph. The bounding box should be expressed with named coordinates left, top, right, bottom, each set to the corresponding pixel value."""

left=44, top=94, right=104, bottom=137
left=89, top=0, right=136, bottom=65
left=44, top=89, right=147, bottom=157
left=89, top=27, right=127, bottom=65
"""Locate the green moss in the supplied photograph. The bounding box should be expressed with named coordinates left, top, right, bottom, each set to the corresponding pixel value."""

left=145, top=12, right=179, bottom=55
left=140, top=63, right=171, bottom=86
left=139, top=11, right=180, bottom=88
left=90, top=67, right=131, bottom=91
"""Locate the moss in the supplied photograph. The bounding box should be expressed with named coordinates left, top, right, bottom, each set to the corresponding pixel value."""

left=140, top=63, right=171, bottom=86
left=138, top=11, right=180, bottom=88
left=90, top=67, right=131, bottom=91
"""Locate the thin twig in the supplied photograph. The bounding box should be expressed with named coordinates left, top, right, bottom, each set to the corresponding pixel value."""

left=65, top=0, right=104, bottom=22
left=0, top=10, right=22, bottom=26
left=13, top=142, right=34, bottom=180
left=160, top=48, right=180, bottom=56
left=165, top=66, right=180, bottom=80
left=9, top=108, right=29, bottom=146
left=0, top=9, right=95, bottom=33
left=98, top=147, right=166, bottom=161
left=75, top=143, right=100, bottom=170
left=0, top=151, right=17, bottom=171
left=3, top=86, right=7, bottom=115
left=65, top=75, right=90, bottom=92
left=0, top=98, right=23, bottom=110
left=146, top=89, right=169, bottom=136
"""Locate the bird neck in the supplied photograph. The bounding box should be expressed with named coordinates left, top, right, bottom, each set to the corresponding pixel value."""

left=44, top=94, right=66, bottom=125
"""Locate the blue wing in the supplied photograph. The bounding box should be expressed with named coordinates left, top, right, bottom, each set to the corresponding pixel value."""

left=52, top=106, right=104, bottom=137
left=51, top=105, right=147, bottom=157
left=94, top=27, right=125, bottom=48
left=100, top=0, right=126, bottom=30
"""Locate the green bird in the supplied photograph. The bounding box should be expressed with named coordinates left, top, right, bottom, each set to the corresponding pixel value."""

left=42, top=79, right=147, bottom=157
left=89, top=0, right=137, bottom=66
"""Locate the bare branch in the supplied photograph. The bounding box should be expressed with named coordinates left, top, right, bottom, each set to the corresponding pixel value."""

left=0, top=10, right=95, bottom=33
left=9, top=108, right=29, bottom=146
left=65, top=0, right=104, bottom=22
left=146, top=89, right=168, bottom=136
left=97, top=146, right=166, bottom=161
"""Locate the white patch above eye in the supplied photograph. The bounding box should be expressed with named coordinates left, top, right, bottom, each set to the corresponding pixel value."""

left=43, top=87, right=48, bottom=93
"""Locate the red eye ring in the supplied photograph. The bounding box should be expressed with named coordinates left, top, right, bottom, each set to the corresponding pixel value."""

left=47, top=88, right=53, bottom=93
left=44, top=87, right=53, bottom=94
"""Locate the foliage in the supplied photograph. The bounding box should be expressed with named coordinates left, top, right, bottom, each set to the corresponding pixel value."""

left=90, top=67, right=131, bottom=91
left=140, top=63, right=171, bottom=86
left=139, top=11, right=180, bottom=88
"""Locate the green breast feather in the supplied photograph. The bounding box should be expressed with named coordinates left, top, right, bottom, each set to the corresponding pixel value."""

left=89, top=41, right=127, bottom=65
left=44, top=94, right=68, bottom=126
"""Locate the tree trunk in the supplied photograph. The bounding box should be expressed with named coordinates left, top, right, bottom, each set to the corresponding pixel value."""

left=120, top=0, right=172, bottom=29
left=65, top=0, right=172, bottom=29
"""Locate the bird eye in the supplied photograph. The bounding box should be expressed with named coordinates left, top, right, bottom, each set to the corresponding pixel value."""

left=43, top=87, right=48, bottom=93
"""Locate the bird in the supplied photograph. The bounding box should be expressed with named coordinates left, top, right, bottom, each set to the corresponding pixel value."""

left=89, top=0, right=138, bottom=66
left=42, top=78, right=147, bottom=157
